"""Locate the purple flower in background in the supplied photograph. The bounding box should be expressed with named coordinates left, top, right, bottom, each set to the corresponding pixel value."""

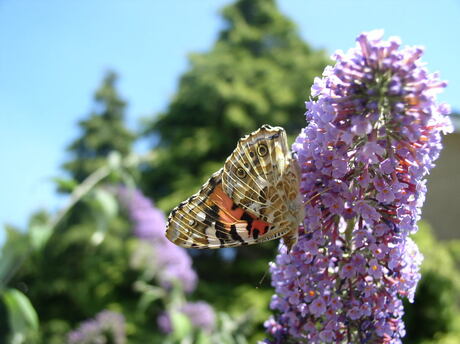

left=157, top=312, right=173, bottom=334
left=181, top=301, right=216, bottom=332
left=67, top=310, right=126, bottom=344
left=157, top=301, right=216, bottom=334
left=117, top=186, right=168, bottom=240
left=117, top=187, right=197, bottom=292
left=266, top=30, right=451, bottom=343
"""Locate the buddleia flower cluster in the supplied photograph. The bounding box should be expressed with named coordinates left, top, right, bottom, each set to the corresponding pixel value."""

left=265, top=30, right=452, bottom=343
left=67, top=310, right=126, bottom=344
left=117, top=187, right=197, bottom=292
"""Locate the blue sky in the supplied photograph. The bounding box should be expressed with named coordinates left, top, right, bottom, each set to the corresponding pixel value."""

left=1, top=0, right=459, bottom=245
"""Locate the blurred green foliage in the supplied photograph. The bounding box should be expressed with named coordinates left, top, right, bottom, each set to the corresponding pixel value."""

left=1, top=0, right=459, bottom=343
left=404, top=223, right=460, bottom=343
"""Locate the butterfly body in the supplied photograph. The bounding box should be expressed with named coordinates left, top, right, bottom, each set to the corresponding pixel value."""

left=165, top=125, right=303, bottom=251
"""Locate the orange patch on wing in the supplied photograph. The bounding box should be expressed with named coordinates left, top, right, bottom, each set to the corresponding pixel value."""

left=209, top=184, right=270, bottom=237
left=209, top=184, right=245, bottom=224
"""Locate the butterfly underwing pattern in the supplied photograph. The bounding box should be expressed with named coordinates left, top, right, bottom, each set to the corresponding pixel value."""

left=165, top=124, right=304, bottom=251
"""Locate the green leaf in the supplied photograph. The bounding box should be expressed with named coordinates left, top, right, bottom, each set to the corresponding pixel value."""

left=170, top=310, right=193, bottom=341
left=90, top=230, right=105, bottom=246
left=195, top=330, right=212, bottom=344
left=0, top=253, right=15, bottom=288
left=0, top=227, right=29, bottom=287
left=108, top=151, right=122, bottom=170
left=52, top=177, right=77, bottom=193
left=29, top=224, right=53, bottom=251
left=93, top=188, right=118, bottom=218
left=133, top=281, right=165, bottom=313
left=2, top=288, right=38, bottom=340
left=86, top=188, right=119, bottom=246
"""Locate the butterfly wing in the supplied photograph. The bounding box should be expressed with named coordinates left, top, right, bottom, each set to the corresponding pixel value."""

left=222, top=125, right=288, bottom=221
left=166, top=169, right=289, bottom=248
left=222, top=125, right=303, bottom=248
left=166, top=125, right=303, bottom=250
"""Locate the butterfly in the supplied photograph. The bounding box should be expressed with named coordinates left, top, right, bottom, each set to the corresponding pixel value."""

left=165, top=124, right=304, bottom=251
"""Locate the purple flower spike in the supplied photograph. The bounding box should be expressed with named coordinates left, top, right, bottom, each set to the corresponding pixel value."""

left=67, top=310, right=126, bottom=344
left=266, top=30, right=451, bottom=343
left=117, top=187, right=197, bottom=292
left=180, top=301, right=216, bottom=332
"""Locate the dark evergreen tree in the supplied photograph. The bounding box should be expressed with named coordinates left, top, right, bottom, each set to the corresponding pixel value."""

left=142, top=0, right=329, bottom=212
left=63, top=71, right=135, bottom=183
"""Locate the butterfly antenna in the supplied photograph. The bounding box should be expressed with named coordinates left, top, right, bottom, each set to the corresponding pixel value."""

left=256, top=269, right=268, bottom=289
left=304, top=186, right=333, bottom=205
left=256, top=241, right=287, bottom=289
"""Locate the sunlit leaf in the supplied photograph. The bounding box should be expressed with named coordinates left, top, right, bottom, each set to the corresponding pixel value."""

left=0, top=227, right=29, bottom=286
left=108, top=151, right=122, bottom=170
left=2, top=288, right=38, bottom=342
left=195, top=330, right=212, bottom=344
left=90, top=231, right=105, bottom=246
left=29, top=224, right=53, bottom=251
left=170, top=310, right=193, bottom=341
left=133, top=281, right=165, bottom=313
left=94, top=188, right=118, bottom=218
left=52, top=177, right=77, bottom=193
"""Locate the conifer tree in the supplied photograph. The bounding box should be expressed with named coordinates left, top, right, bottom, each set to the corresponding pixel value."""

left=142, top=0, right=329, bottom=211
left=63, top=71, right=135, bottom=183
